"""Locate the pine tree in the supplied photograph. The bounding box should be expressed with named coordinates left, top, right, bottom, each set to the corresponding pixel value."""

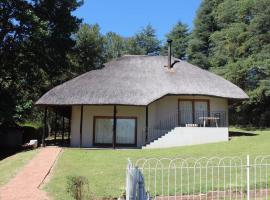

left=126, top=24, right=161, bottom=55
left=162, top=21, right=190, bottom=60
left=187, top=0, right=222, bottom=69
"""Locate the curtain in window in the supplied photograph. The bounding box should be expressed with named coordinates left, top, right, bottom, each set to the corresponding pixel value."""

left=179, top=101, right=193, bottom=125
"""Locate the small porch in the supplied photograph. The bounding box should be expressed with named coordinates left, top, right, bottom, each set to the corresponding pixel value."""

left=142, top=109, right=228, bottom=146
left=41, top=106, right=72, bottom=147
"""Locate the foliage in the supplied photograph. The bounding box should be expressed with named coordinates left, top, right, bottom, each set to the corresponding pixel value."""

left=0, top=0, right=82, bottom=125
left=162, top=21, right=190, bottom=60
left=126, top=24, right=161, bottom=55
left=187, top=0, right=221, bottom=69
left=66, top=175, right=90, bottom=200
left=104, top=32, right=127, bottom=60
left=70, top=24, right=105, bottom=74
left=189, top=0, right=270, bottom=127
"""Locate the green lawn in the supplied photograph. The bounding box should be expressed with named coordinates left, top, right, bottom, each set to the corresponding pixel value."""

left=0, top=149, right=39, bottom=186
left=44, top=128, right=270, bottom=199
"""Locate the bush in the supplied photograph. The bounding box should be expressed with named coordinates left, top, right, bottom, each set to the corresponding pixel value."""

left=66, top=176, right=90, bottom=200
left=21, top=125, right=43, bottom=145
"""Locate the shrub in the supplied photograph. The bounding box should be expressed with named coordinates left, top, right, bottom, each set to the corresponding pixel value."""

left=21, top=125, right=43, bottom=145
left=66, top=175, right=89, bottom=200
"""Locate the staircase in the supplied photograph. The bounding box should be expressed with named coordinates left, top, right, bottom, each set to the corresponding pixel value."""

left=143, top=127, right=229, bottom=149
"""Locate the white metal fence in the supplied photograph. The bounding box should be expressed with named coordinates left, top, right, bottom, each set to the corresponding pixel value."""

left=126, top=155, right=270, bottom=200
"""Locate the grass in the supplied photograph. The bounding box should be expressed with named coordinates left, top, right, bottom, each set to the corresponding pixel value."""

left=44, top=128, right=270, bottom=199
left=0, top=149, right=39, bottom=186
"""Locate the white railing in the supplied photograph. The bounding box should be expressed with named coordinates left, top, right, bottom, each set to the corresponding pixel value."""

left=126, top=155, right=270, bottom=200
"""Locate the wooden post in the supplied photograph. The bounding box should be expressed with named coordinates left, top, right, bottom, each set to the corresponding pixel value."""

left=54, top=111, right=57, bottom=144
left=68, top=115, right=71, bottom=146
left=80, top=105, right=83, bottom=148
left=62, top=114, right=64, bottom=145
left=42, top=107, right=48, bottom=147
left=113, top=105, right=117, bottom=149
left=145, top=106, right=148, bottom=142
left=177, top=100, right=180, bottom=126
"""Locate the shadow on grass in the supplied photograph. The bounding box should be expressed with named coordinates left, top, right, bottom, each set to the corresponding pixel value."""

left=229, top=131, right=258, bottom=137
left=0, top=148, right=32, bottom=161
left=45, top=138, right=70, bottom=147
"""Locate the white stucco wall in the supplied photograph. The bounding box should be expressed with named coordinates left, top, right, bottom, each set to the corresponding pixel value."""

left=70, top=105, right=145, bottom=147
left=70, top=95, right=229, bottom=148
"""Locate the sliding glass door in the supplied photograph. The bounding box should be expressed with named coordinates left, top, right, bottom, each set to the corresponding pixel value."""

left=94, top=117, right=136, bottom=146
left=179, top=99, right=209, bottom=125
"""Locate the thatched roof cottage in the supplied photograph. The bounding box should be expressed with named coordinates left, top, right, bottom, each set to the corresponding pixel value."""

left=36, top=52, right=248, bottom=148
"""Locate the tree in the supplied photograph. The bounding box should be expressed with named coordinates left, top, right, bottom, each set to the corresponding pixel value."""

left=188, top=0, right=270, bottom=126
left=104, top=32, right=127, bottom=61
left=187, top=0, right=222, bottom=69
left=126, top=24, right=161, bottom=55
left=70, top=24, right=105, bottom=74
left=162, top=21, right=190, bottom=60
left=0, top=0, right=82, bottom=125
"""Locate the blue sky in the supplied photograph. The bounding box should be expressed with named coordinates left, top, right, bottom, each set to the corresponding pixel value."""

left=73, top=0, right=201, bottom=41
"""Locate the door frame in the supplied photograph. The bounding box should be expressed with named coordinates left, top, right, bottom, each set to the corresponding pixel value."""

left=93, top=116, right=137, bottom=147
left=178, top=99, right=210, bottom=124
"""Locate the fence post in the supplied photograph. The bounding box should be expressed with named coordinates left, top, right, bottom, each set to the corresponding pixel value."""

left=247, top=155, right=250, bottom=200
left=126, top=158, right=131, bottom=200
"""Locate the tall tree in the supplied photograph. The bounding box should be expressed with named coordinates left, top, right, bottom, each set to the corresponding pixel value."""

left=104, top=32, right=127, bottom=61
left=204, top=0, right=269, bottom=126
left=70, top=24, right=105, bottom=74
left=187, top=0, right=222, bottom=69
left=126, top=24, right=161, bottom=55
left=162, top=21, right=190, bottom=60
left=0, top=0, right=82, bottom=125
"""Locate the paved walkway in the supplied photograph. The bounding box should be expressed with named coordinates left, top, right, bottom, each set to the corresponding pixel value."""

left=0, top=147, right=61, bottom=200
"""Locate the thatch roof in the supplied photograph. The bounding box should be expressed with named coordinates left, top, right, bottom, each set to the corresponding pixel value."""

left=36, top=55, right=248, bottom=106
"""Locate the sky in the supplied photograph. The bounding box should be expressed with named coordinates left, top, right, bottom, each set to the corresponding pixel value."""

left=73, top=0, right=201, bottom=42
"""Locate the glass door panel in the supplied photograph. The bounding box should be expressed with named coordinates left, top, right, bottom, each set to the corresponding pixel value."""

left=179, top=100, right=193, bottom=125
left=194, top=101, right=208, bottom=125
left=116, top=119, right=136, bottom=144
left=94, top=118, right=113, bottom=144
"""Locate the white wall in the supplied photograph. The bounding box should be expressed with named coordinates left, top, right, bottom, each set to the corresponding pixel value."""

left=70, top=95, right=229, bottom=148
left=70, top=105, right=145, bottom=147
left=148, top=95, right=228, bottom=128
left=144, top=127, right=229, bottom=149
